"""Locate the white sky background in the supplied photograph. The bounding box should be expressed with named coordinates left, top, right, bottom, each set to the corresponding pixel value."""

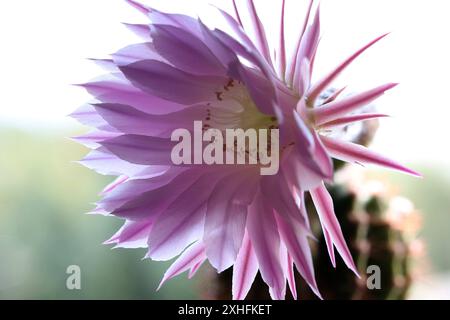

left=0, top=0, right=448, bottom=165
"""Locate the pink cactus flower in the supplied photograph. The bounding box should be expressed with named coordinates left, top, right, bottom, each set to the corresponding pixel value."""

left=71, top=0, right=419, bottom=300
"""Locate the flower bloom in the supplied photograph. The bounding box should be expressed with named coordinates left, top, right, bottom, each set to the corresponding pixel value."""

left=71, top=0, right=419, bottom=300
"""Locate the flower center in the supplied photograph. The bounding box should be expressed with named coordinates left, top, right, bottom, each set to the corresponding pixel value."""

left=210, top=79, right=278, bottom=132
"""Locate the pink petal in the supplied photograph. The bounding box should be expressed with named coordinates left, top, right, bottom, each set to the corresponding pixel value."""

left=77, top=75, right=185, bottom=115
left=213, top=7, right=259, bottom=55
left=79, top=149, right=147, bottom=177
left=322, top=225, right=336, bottom=268
left=204, top=170, right=259, bottom=272
left=157, top=242, right=206, bottom=290
left=98, top=167, right=184, bottom=213
left=148, top=170, right=233, bottom=261
left=100, top=135, right=176, bottom=166
left=291, top=112, right=334, bottom=185
left=70, top=104, right=114, bottom=131
left=100, top=175, right=129, bottom=195
left=111, top=168, right=206, bottom=220
left=320, top=135, right=421, bottom=177
left=321, top=86, right=347, bottom=105
left=112, top=43, right=165, bottom=66
left=229, top=64, right=277, bottom=115
left=119, top=60, right=227, bottom=105
left=277, top=0, right=287, bottom=79
left=122, top=23, right=151, bottom=40
left=232, top=0, right=243, bottom=27
left=287, top=0, right=314, bottom=85
left=280, top=244, right=297, bottom=300
left=245, top=0, right=272, bottom=66
left=319, top=113, right=389, bottom=129
left=94, top=103, right=208, bottom=138
left=197, top=19, right=240, bottom=71
left=71, top=130, right=120, bottom=149
left=313, top=83, right=398, bottom=126
left=232, top=231, right=259, bottom=300
left=287, top=254, right=297, bottom=300
left=147, top=8, right=202, bottom=37
left=310, top=183, right=358, bottom=275
left=307, top=33, right=390, bottom=103
left=104, top=219, right=154, bottom=249
left=88, top=58, right=116, bottom=72
left=296, top=190, right=311, bottom=230
left=247, top=191, right=286, bottom=300
left=188, top=260, right=205, bottom=279
left=151, top=24, right=225, bottom=76
left=293, top=5, right=320, bottom=91
left=275, top=213, right=321, bottom=298
left=297, top=59, right=311, bottom=98
left=260, top=173, right=307, bottom=227
left=125, top=0, right=150, bottom=14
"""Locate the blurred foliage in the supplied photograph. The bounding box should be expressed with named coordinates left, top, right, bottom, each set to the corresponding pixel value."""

left=0, top=128, right=198, bottom=299
left=0, top=127, right=448, bottom=299
left=380, top=167, right=450, bottom=273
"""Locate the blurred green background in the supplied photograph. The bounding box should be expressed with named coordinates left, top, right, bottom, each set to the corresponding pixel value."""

left=0, top=126, right=449, bottom=299
left=0, top=127, right=200, bottom=299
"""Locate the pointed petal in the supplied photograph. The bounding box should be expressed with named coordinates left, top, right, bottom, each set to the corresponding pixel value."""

left=197, top=19, right=240, bottom=70
left=148, top=170, right=232, bottom=261
left=188, top=260, right=205, bottom=279
left=125, top=0, right=150, bottom=15
left=313, top=83, right=398, bottom=126
left=296, top=190, right=311, bottom=230
left=307, top=33, right=390, bottom=103
left=70, top=104, right=114, bottom=130
left=229, top=64, right=276, bottom=115
left=110, top=168, right=204, bottom=220
left=105, top=219, right=154, bottom=249
left=260, top=173, right=307, bottom=226
left=79, top=148, right=147, bottom=177
left=319, top=113, right=389, bottom=129
left=280, top=243, right=297, bottom=300
left=204, top=170, right=259, bottom=272
left=232, top=231, right=259, bottom=300
left=71, top=130, right=120, bottom=149
left=274, top=213, right=321, bottom=298
left=151, top=24, right=225, bottom=75
left=213, top=7, right=258, bottom=54
left=122, top=23, right=151, bottom=40
left=88, top=58, right=117, bottom=72
left=232, top=0, right=243, bottom=27
left=100, top=135, right=175, bottom=165
left=310, top=183, right=358, bottom=274
left=147, top=8, right=202, bottom=37
left=322, top=86, right=347, bottom=105
left=100, top=175, right=129, bottom=195
left=320, top=135, right=421, bottom=177
left=247, top=191, right=286, bottom=300
left=157, top=242, right=206, bottom=290
left=98, top=167, right=184, bottom=213
left=287, top=254, right=297, bottom=300
left=94, top=103, right=208, bottom=138
left=293, top=5, right=320, bottom=90
left=245, top=0, right=272, bottom=66
left=112, top=43, right=165, bottom=66
left=287, top=0, right=314, bottom=84
left=80, top=78, right=185, bottom=115
left=322, top=225, right=336, bottom=268
left=292, top=111, right=334, bottom=182
left=119, top=60, right=227, bottom=105
left=277, top=0, right=287, bottom=78
left=297, top=59, right=311, bottom=97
